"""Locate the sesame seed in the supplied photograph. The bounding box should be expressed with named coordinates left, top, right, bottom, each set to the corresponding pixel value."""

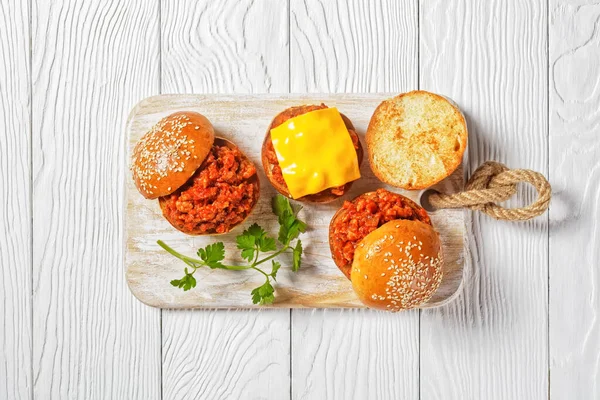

left=364, top=275, right=368, bottom=280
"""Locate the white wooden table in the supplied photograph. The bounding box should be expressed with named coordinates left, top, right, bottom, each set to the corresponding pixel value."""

left=0, top=1, right=596, bottom=399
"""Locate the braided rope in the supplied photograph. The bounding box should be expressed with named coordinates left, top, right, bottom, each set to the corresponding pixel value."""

left=428, top=161, right=551, bottom=221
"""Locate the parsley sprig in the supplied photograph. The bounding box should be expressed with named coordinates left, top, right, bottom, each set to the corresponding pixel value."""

left=157, top=195, right=306, bottom=305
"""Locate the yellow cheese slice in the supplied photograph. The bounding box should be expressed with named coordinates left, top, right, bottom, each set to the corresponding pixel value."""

left=270, top=107, right=361, bottom=199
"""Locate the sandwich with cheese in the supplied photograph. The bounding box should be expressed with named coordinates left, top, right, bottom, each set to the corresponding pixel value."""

left=261, top=104, right=363, bottom=203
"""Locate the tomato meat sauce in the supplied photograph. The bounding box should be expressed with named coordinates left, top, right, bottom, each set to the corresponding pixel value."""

left=330, top=189, right=432, bottom=278
left=264, top=104, right=360, bottom=196
left=159, top=144, right=258, bottom=234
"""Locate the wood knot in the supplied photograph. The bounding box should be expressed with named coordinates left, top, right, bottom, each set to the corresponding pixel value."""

left=428, top=161, right=551, bottom=221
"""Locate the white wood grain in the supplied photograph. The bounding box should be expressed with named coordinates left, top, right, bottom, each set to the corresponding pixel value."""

left=160, top=1, right=291, bottom=399
left=0, top=1, right=32, bottom=399
left=289, top=1, right=420, bottom=399
left=125, top=94, right=464, bottom=309
left=550, top=2, right=600, bottom=398
left=31, top=1, right=161, bottom=398
left=419, top=1, right=549, bottom=399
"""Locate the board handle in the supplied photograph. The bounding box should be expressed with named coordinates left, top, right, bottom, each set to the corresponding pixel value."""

left=425, top=161, right=551, bottom=221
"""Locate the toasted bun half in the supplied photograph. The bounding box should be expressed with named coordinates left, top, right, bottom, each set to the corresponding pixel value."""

left=131, top=111, right=215, bottom=199
left=366, top=91, right=467, bottom=190
left=351, top=220, right=443, bottom=311
left=261, top=104, right=363, bottom=203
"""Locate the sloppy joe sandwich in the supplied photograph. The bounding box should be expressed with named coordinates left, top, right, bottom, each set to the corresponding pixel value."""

left=329, top=189, right=443, bottom=311
left=262, top=104, right=363, bottom=203
left=367, top=91, right=467, bottom=190
left=131, top=111, right=259, bottom=235
left=329, top=189, right=431, bottom=279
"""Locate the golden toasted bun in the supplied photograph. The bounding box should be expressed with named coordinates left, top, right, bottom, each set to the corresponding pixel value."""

left=366, top=91, right=467, bottom=190
left=131, top=111, right=215, bottom=199
left=261, top=105, right=363, bottom=203
left=158, top=138, right=260, bottom=235
left=351, top=219, right=443, bottom=311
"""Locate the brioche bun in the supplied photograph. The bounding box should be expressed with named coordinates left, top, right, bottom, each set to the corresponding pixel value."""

left=366, top=91, right=467, bottom=190
left=261, top=104, right=363, bottom=203
left=351, top=219, right=443, bottom=311
left=131, top=111, right=215, bottom=199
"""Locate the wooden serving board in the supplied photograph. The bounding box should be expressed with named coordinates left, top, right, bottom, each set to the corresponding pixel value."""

left=125, top=94, right=465, bottom=309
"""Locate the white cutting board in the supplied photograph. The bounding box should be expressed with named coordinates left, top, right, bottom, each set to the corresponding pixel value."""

left=124, top=94, right=465, bottom=309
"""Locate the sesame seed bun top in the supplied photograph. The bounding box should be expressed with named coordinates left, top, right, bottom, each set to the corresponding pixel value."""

left=351, top=219, right=443, bottom=311
left=366, top=91, right=467, bottom=190
left=131, top=111, right=215, bottom=199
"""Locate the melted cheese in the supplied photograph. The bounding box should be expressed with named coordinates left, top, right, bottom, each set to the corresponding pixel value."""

left=270, top=107, right=361, bottom=198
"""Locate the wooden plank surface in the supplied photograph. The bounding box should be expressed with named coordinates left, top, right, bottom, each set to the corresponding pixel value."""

left=419, top=1, right=549, bottom=399
left=125, top=94, right=465, bottom=309
left=160, top=1, right=292, bottom=399
left=0, top=0, right=593, bottom=398
left=0, top=1, right=32, bottom=399
left=31, top=2, right=161, bottom=399
left=289, top=1, right=421, bottom=399
left=549, top=2, right=600, bottom=399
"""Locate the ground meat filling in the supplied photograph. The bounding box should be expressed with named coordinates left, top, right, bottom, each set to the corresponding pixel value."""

left=265, top=104, right=360, bottom=197
left=330, top=189, right=432, bottom=278
left=160, top=145, right=258, bottom=234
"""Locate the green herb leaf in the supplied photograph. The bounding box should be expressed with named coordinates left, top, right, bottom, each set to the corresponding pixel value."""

left=197, top=242, right=225, bottom=263
left=278, top=214, right=307, bottom=244
left=196, top=242, right=226, bottom=269
left=170, top=268, right=197, bottom=291
left=272, top=195, right=294, bottom=220
left=272, top=195, right=307, bottom=244
left=270, top=260, right=281, bottom=280
left=246, top=223, right=267, bottom=239
left=251, top=279, right=275, bottom=305
left=292, top=240, right=303, bottom=272
left=258, top=236, right=277, bottom=252
left=236, top=231, right=257, bottom=262
left=236, top=234, right=255, bottom=250
left=288, top=220, right=307, bottom=242
left=240, top=248, right=255, bottom=262
left=277, top=212, right=294, bottom=243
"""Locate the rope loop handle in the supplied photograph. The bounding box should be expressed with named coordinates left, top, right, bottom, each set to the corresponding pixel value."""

left=428, top=161, right=551, bottom=221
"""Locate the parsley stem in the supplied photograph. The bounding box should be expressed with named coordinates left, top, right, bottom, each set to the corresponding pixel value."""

left=157, top=240, right=203, bottom=265
left=253, top=244, right=290, bottom=267
left=158, top=240, right=250, bottom=271
left=252, top=245, right=260, bottom=265
left=251, top=266, right=270, bottom=278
